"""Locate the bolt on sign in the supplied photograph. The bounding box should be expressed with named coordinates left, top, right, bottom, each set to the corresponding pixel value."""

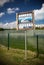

left=16, top=11, right=35, bottom=30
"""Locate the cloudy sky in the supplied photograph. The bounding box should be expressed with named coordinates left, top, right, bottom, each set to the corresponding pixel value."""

left=0, top=0, right=44, bottom=28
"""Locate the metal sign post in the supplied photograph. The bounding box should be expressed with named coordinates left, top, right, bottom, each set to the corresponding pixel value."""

left=16, top=11, right=35, bottom=59
left=36, top=35, right=39, bottom=57
left=25, top=31, right=27, bottom=59
left=8, top=33, right=9, bottom=50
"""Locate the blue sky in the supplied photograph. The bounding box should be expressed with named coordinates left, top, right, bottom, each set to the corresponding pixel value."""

left=0, top=0, right=44, bottom=28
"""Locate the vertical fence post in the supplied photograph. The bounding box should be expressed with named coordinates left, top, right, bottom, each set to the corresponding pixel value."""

left=25, top=31, right=27, bottom=59
left=8, top=33, right=9, bottom=50
left=36, top=35, right=39, bottom=57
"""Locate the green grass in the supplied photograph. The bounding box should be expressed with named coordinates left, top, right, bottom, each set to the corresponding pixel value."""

left=0, top=44, right=44, bottom=65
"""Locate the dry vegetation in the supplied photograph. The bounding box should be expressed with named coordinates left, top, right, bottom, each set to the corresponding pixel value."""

left=0, top=44, right=44, bottom=65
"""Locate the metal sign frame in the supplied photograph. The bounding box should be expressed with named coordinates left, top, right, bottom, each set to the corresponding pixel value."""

left=16, top=11, right=35, bottom=30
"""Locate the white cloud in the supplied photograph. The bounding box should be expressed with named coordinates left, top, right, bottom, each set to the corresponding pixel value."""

left=7, top=7, right=20, bottom=14
left=0, top=23, right=3, bottom=28
left=0, top=0, right=9, bottom=6
left=15, top=8, right=20, bottom=11
left=0, top=12, right=5, bottom=17
left=34, top=3, right=44, bottom=20
left=7, top=8, right=15, bottom=14
left=0, top=0, right=15, bottom=6
left=3, top=21, right=16, bottom=29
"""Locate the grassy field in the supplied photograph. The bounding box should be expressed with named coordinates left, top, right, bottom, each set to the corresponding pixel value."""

left=0, top=44, right=44, bottom=65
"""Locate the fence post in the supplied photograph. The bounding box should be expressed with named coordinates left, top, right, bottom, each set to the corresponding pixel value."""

left=25, top=31, right=27, bottom=59
left=8, top=33, right=9, bottom=50
left=36, top=35, right=39, bottom=57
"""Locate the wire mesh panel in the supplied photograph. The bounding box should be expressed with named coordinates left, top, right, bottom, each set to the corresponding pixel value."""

left=34, top=30, right=44, bottom=54
left=38, top=35, right=44, bottom=54
left=0, top=31, right=8, bottom=47
left=9, top=31, right=25, bottom=49
left=0, top=31, right=2, bottom=44
left=0, top=30, right=44, bottom=55
left=26, top=30, right=37, bottom=52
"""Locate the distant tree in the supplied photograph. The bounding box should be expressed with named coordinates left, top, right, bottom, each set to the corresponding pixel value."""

left=0, top=28, right=4, bottom=31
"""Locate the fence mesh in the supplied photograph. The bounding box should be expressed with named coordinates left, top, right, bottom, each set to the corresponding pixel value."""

left=0, top=30, right=44, bottom=54
left=9, top=32, right=25, bottom=49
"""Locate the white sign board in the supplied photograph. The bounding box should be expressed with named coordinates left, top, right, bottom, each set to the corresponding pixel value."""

left=16, top=11, right=34, bottom=30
